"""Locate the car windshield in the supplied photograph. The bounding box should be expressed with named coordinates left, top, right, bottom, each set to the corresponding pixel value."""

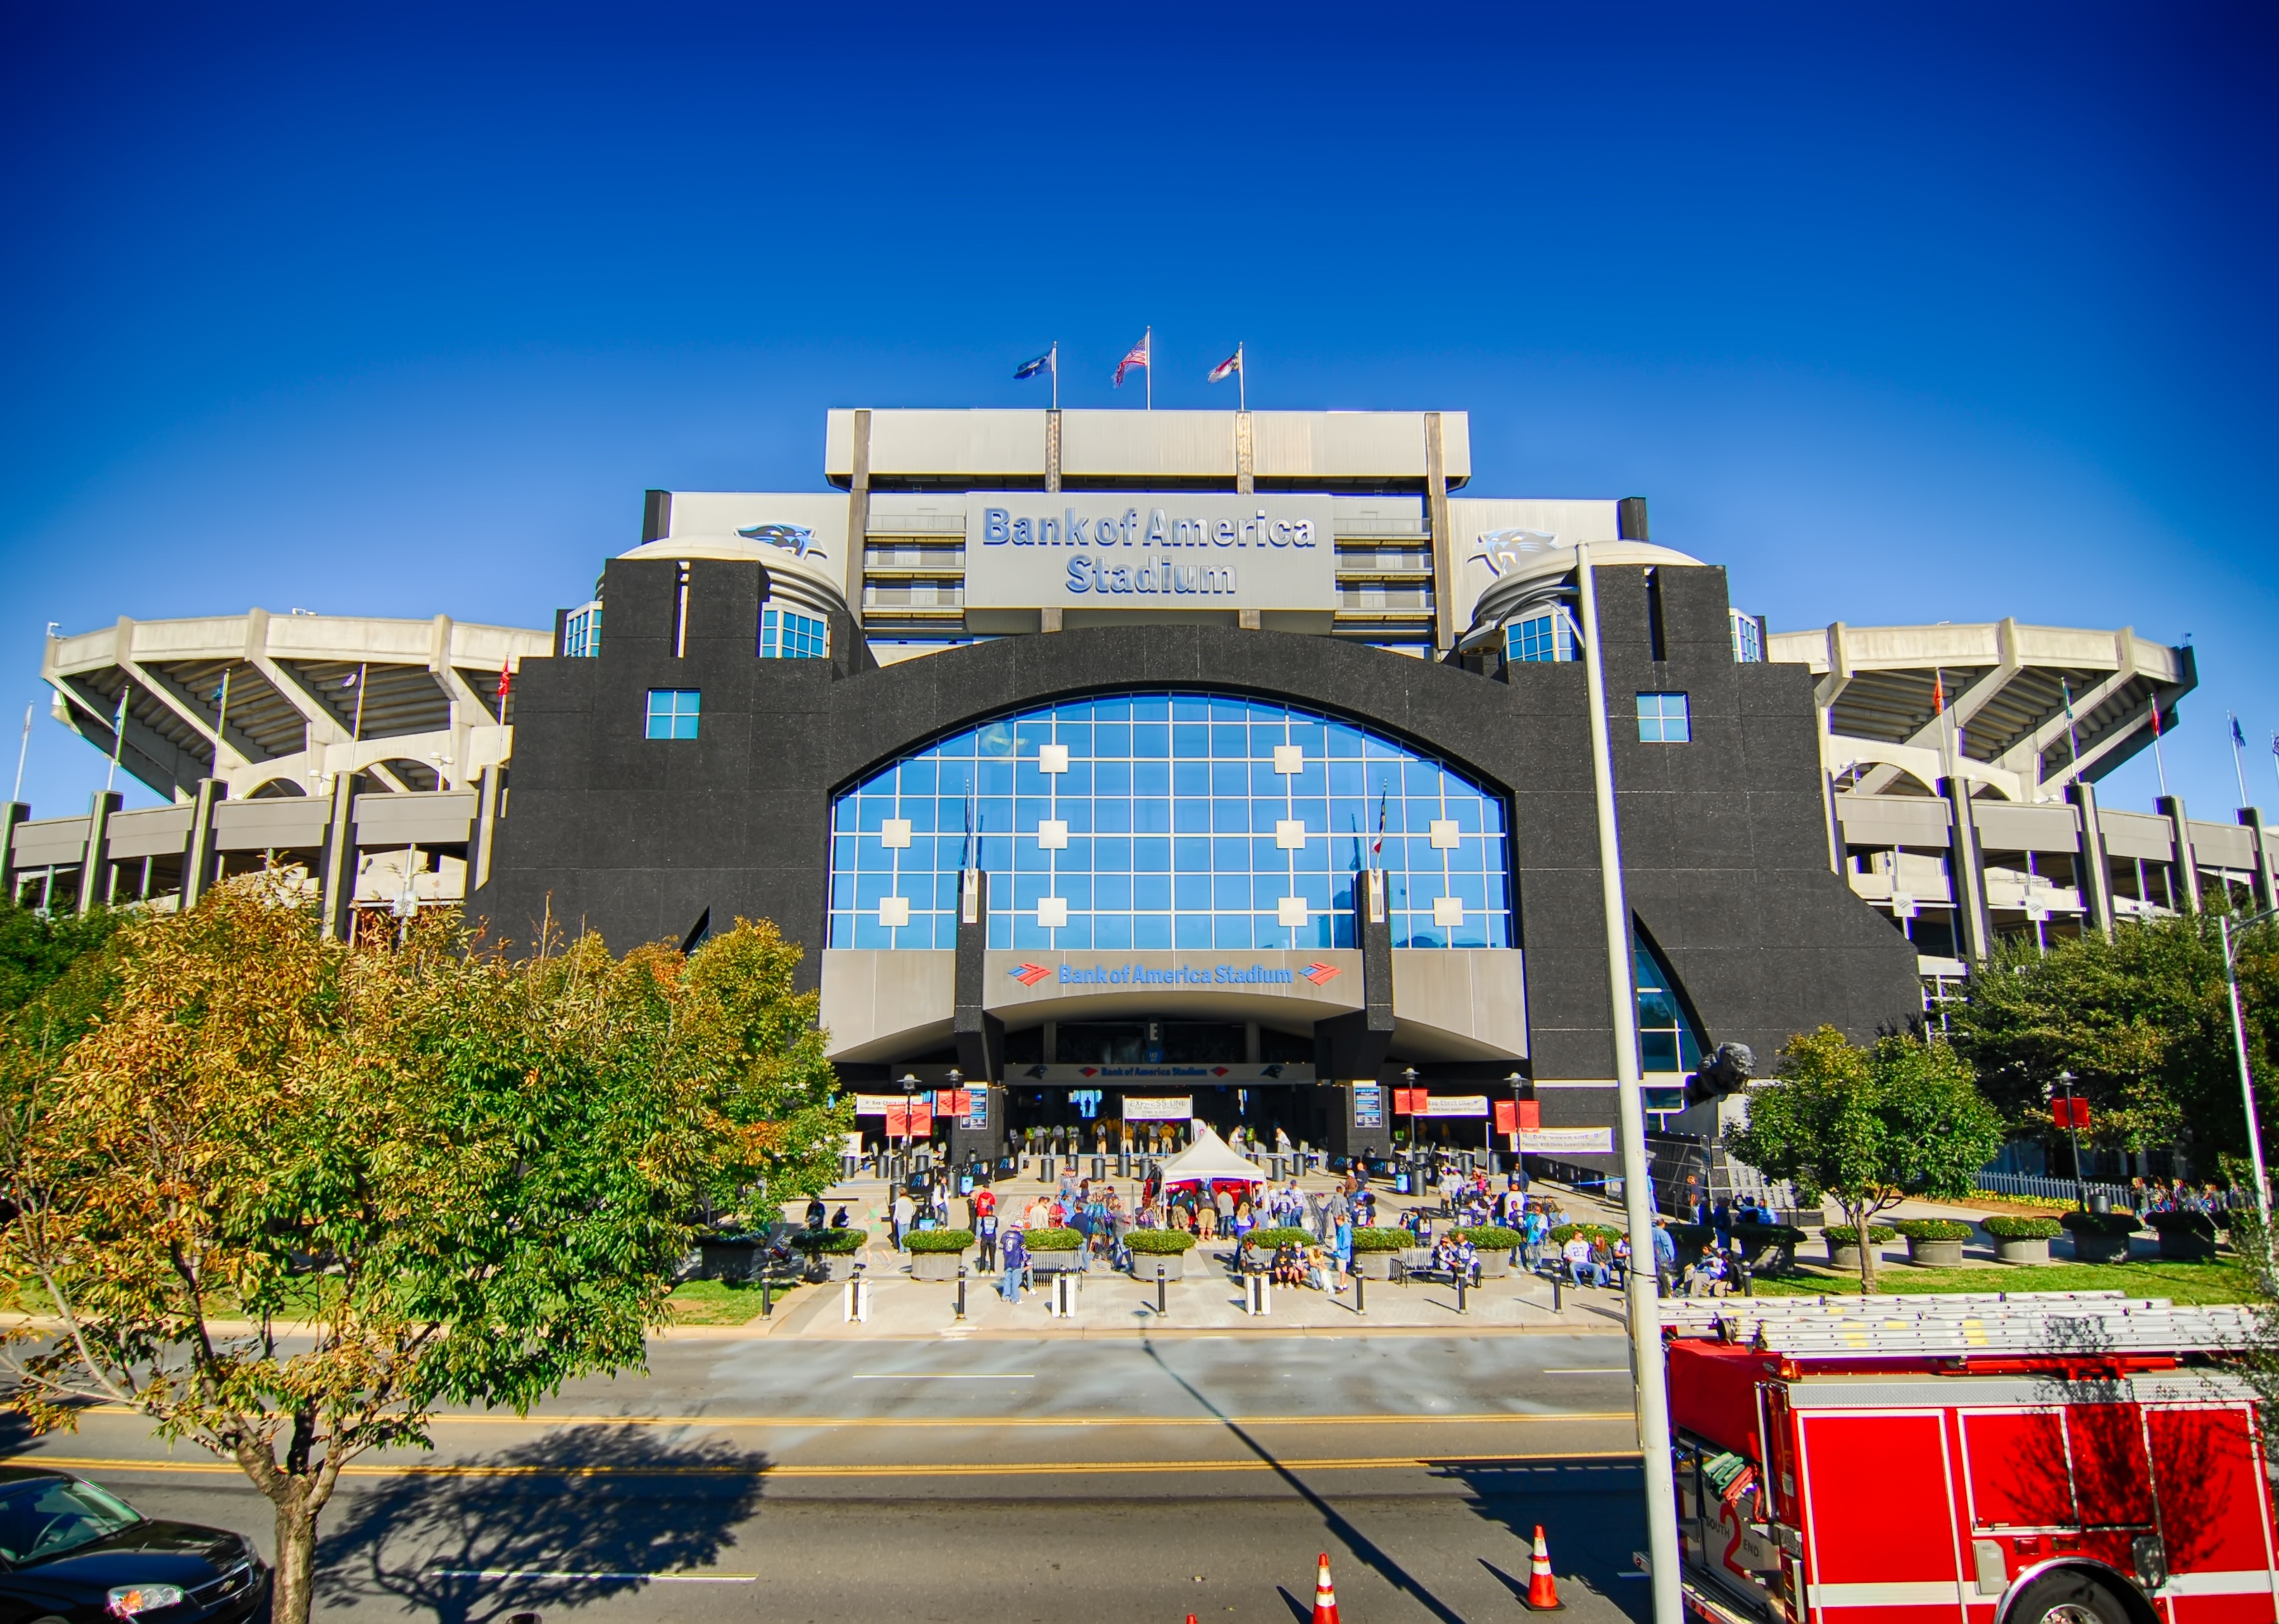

left=0, top=1477, right=142, bottom=1565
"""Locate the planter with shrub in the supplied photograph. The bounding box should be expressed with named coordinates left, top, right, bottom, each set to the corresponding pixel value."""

left=2059, top=1210, right=2141, bottom=1263
left=1892, top=1218, right=1973, bottom=1268
left=789, top=1227, right=867, bottom=1280
left=1982, top=1215, right=2062, bottom=1265
left=1822, top=1223, right=1897, bottom=1273
left=1245, top=1226, right=1314, bottom=1252
left=1022, top=1227, right=1088, bottom=1271
left=1348, top=1226, right=1410, bottom=1279
left=1450, top=1226, right=1522, bottom=1277
left=1731, top=1223, right=1807, bottom=1273
left=905, top=1228, right=975, bottom=1280
left=2147, top=1209, right=2218, bottom=1261
left=697, top=1234, right=760, bottom=1282
left=1127, top=1228, right=1196, bottom=1280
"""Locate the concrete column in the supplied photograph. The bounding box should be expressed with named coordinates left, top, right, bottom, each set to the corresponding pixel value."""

left=843, top=408, right=872, bottom=631
left=0, top=801, right=27, bottom=905
left=1425, top=413, right=1455, bottom=654
left=2157, top=794, right=2201, bottom=913
left=2068, top=782, right=2115, bottom=936
left=1235, top=412, right=1254, bottom=497
left=468, top=764, right=503, bottom=892
left=1045, top=409, right=1061, bottom=494
left=1314, top=869, right=1395, bottom=1081
left=1940, top=777, right=1993, bottom=960
left=78, top=792, right=121, bottom=916
left=2241, top=808, right=2277, bottom=915
left=318, top=772, right=360, bottom=940
left=181, top=778, right=226, bottom=908
left=952, top=868, right=1004, bottom=1086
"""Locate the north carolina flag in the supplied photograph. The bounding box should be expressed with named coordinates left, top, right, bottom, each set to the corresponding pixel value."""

left=1207, top=349, right=1241, bottom=384
left=1114, top=332, right=1150, bottom=387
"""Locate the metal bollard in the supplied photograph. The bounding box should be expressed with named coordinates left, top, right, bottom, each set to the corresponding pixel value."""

left=1457, top=1273, right=1469, bottom=1315
left=1355, top=1268, right=1366, bottom=1316
left=956, top=1265, right=967, bottom=1320
left=1156, top=1261, right=1167, bottom=1316
left=1740, top=1260, right=1754, bottom=1298
left=1552, top=1271, right=1563, bottom=1313
left=760, top=1272, right=773, bottom=1318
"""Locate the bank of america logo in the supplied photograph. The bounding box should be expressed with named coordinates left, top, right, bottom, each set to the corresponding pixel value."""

left=1010, top=963, right=1053, bottom=987
left=1303, top=961, right=1342, bottom=986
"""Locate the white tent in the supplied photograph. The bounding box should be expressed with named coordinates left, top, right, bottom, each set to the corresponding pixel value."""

left=1156, top=1125, right=1267, bottom=1186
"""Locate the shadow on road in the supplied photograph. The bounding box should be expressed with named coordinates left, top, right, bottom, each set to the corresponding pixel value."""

left=1431, top=1457, right=1650, bottom=1624
left=317, top=1425, right=768, bottom=1624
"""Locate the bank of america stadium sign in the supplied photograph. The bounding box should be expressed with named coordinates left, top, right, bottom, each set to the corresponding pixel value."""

left=963, top=492, right=1335, bottom=613
left=1010, top=961, right=1309, bottom=987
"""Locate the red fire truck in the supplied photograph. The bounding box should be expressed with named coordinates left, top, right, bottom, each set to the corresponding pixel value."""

left=1663, top=1294, right=2275, bottom=1624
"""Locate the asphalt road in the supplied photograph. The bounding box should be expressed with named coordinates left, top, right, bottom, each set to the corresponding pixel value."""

left=14, top=1333, right=1653, bottom=1623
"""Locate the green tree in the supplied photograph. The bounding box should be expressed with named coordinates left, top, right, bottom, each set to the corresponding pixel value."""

left=1724, top=1025, right=2006, bottom=1292
left=0, top=885, right=846, bottom=1624
left=1950, top=914, right=2279, bottom=1175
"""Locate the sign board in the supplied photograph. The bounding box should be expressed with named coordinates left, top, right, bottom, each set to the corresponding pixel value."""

left=2051, top=1097, right=2091, bottom=1130
left=1008, top=1063, right=1315, bottom=1084
left=1492, top=1099, right=1517, bottom=1135
left=884, top=1102, right=933, bottom=1137
left=1519, top=1125, right=1615, bottom=1155
left=932, top=1089, right=972, bottom=1118
left=964, top=492, right=1336, bottom=615
left=1390, top=1087, right=1427, bottom=1115
left=1515, top=1099, right=1541, bottom=1132
left=962, top=1089, right=988, bottom=1130
left=1352, top=1084, right=1383, bottom=1128
left=853, top=1094, right=903, bottom=1116
left=1418, top=1094, right=1489, bottom=1118
left=1122, top=1096, right=1194, bottom=1121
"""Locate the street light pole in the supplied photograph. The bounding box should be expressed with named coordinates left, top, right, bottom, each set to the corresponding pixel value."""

left=2058, top=1070, right=2087, bottom=1211
left=2219, top=910, right=2275, bottom=1229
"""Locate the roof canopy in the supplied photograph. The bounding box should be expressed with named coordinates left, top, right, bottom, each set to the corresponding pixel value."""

left=1157, top=1125, right=1267, bottom=1186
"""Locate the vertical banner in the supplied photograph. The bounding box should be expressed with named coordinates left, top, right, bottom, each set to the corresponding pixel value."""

left=1516, top=1099, right=1541, bottom=1132
left=1352, top=1083, right=1383, bottom=1128
left=1492, top=1099, right=1517, bottom=1135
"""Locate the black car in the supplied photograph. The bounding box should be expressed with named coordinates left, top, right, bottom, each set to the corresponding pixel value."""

left=0, top=1466, right=268, bottom=1622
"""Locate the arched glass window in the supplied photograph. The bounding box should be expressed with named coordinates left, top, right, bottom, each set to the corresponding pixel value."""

left=1634, top=935, right=1706, bottom=1075
left=829, top=692, right=1513, bottom=953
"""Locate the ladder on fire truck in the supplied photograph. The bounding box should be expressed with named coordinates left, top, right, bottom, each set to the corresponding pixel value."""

left=1662, top=1289, right=2258, bottom=1358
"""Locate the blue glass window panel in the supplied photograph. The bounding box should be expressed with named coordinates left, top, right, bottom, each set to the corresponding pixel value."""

left=1012, top=916, right=1051, bottom=950
left=1210, top=724, right=1247, bottom=758
left=1638, top=692, right=1692, bottom=743
left=1214, top=915, right=1253, bottom=949
left=1058, top=875, right=1093, bottom=909
left=1133, top=722, right=1169, bottom=757
left=1174, top=873, right=1212, bottom=910
left=1212, top=874, right=1248, bottom=911
left=1208, top=761, right=1244, bottom=797
left=1096, top=799, right=1133, bottom=834
left=1058, top=761, right=1093, bottom=797
left=1093, top=696, right=1132, bottom=721
left=1171, top=759, right=1208, bottom=796
left=977, top=761, right=1014, bottom=797
left=1014, top=720, right=1053, bottom=751
left=1210, top=799, right=1248, bottom=834
left=1207, top=695, right=1248, bottom=720
left=1134, top=873, right=1172, bottom=911
left=1062, top=836, right=1093, bottom=869
left=1095, top=759, right=1132, bottom=797
left=1134, top=759, right=1171, bottom=796
left=1175, top=915, right=1212, bottom=949
left=977, top=721, right=1017, bottom=757
left=1015, top=761, right=1049, bottom=796
left=1172, top=695, right=1212, bottom=721
left=1134, top=839, right=1171, bottom=872
left=1248, top=723, right=1286, bottom=754
left=1640, top=1030, right=1681, bottom=1071
left=1250, top=838, right=1283, bottom=870
left=1057, top=916, right=1093, bottom=949
left=1173, top=799, right=1209, bottom=832
left=644, top=689, right=701, bottom=739
left=1093, top=837, right=1131, bottom=873
left=1095, top=873, right=1132, bottom=911
left=1293, top=840, right=1329, bottom=873
left=830, top=873, right=855, bottom=910
left=1096, top=914, right=1133, bottom=949
left=1095, top=723, right=1131, bottom=757
left=935, top=759, right=976, bottom=799
left=898, top=759, right=938, bottom=795
left=1212, top=836, right=1250, bottom=870
left=1012, top=796, right=1046, bottom=832
left=1010, top=872, right=1048, bottom=908
left=852, top=915, right=891, bottom=949
left=1328, top=762, right=1366, bottom=797
left=1296, top=873, right=1334, bottom=909
left=1173, top=837, right=1210, bottom=873
left=1131, top=696, right=1170, bottom=722
left=977, top=835, right=1013, bottom=870
left=1014, top=839, right=1050, bottom=871
left=1056, top=723, right=1091, bottom=755
left=1171, top=723, right=1209, bottom=758
left=1134, top=914, right=1172, bottom=948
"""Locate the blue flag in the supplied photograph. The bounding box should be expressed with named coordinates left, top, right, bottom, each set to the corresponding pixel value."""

left=1014, top=352, right=1052, bottom=380
left=2235, top=715, right=2248, bottom=748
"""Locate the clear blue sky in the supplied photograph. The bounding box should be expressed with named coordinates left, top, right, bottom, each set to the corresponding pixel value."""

left=3, top=3, right=2273, bottom=820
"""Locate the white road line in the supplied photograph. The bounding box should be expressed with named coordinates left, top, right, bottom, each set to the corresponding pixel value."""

left=430, top=1570, right=757, bottom=1583
left=848, top=1372, right=1034, bottom=1380
left=1543, top=1368, right=1627, bottom=1374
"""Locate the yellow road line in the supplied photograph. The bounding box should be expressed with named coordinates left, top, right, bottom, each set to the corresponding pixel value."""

left=69, top=1406, right=1629, bottom=1430
left=8, top=1450, right=1642, bottom=1480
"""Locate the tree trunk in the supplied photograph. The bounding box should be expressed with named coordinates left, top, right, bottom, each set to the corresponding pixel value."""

left=272, top=1489, right=318, bottom=1624
left=1849, top=1200, right=1878, bottom=1295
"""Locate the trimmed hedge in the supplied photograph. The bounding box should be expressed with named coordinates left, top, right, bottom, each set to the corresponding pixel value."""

left=905, top=1228, right=974, bottom=1254
left=1246, top=1227, right=1315, bottom=1251
left=1736, top=1223, right=1807, bottom=1245
left=790, top=1228, right=866, bottom=1255
left=2147, top=1210, right=2218, bottom=1234
left=1822, top=1224, right=1897, bottom=1244
left=1349, top=1227, right=1411, bottom=1253
left=1983, top=1215, right=2063, bottom=1240
left=1022, top=1226, right=1084, bottom=1251
left=1892, top=1219, right=1974, bottom=1242
left=2060, top=1211, right=2142, bottom=1237
left=1451, top=1226, right=1524, bottom=1249
left=1127, top=1229, right=1197, bottom=1254
left=1550, top=1223, right=1621, bottom=1245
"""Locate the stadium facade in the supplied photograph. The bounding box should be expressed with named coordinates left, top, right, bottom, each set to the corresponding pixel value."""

left=15, top=404, right=2252, bottom=1180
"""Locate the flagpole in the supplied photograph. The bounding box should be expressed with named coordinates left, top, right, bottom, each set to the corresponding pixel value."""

left=2061, top=677, right=2082, bottom=781
left=2231, top=712, right=2250, bottom=809
left=11, top=702, right=30, bottom=804
left=351, top=662, right=368, bottom=744
left=2150, top=699, right=2169, bottom=797
left=104, top=684, right=129, bottom=795
left=1146, top=327, right=1152, bottom=411
left=1050, top=341, right=1058, bottom=413
left=1238, top=342, right=1246, bottom=413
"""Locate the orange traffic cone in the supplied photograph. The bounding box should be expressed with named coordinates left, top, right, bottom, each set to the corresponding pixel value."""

left=1312, top=1552, right=1341, bottom=1624
left=1524, top=1524, right=1565, bottom=1611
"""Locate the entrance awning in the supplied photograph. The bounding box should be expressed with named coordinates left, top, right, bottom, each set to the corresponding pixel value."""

left=1156, top=1125, right=1267, bottom=1187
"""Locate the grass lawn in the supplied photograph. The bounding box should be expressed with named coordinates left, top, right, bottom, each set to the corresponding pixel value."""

left=663, top=1277, right=804, bottom=1325
left=1750, top=1258, right=2260, bottom=1305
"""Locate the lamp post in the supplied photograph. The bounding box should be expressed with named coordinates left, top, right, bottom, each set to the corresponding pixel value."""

left=2057, top=1070, right=2087, bottom=1212
left=2219, top=908, right=2276, bottom=1229
left=898, top=1071, right=919, bottom=1165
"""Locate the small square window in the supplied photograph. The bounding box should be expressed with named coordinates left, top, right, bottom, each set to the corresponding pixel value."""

left=1637, top=692, right=1691, bottom=743
left=759, top=606, right=829, bottom=659
left=645, top=689, right=701, bottom=740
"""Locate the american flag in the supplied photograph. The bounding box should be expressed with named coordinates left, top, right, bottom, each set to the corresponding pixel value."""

left=1114, top=330, right=1150, bottom=387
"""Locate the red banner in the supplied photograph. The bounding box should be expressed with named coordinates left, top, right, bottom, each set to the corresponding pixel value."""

left=1493, top=1099, right=1517, bottom=1135
left=885, top=1103, right=935, bottom=1137
left=2051, top=1097, right=2090, bottom=1130
left=1516, top=1099, right=1540, bottom=1132
left=1392, top=1087, right=1428, bottom=1115
left=935, top=1089, right=972, bottom=1118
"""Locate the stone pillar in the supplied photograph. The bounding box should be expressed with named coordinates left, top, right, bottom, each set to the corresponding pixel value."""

left=0, top=801, right=27, bottom=905
left=1940, top=777, right=1993, bottom=960
left=469, top=764, right=503, bottom=892
left=2242, top=808, right=2277, bottom=915
left=1315, top=869, right=1396, bottom=1085
left=2068, top=782, right=2115, bottom=936
left=1045, top=409, right=1061, bottom=494
left=1425, top=413, right=1455, bottom=654
left=78, top=792, right=121, bottom=915
left=952, top=868, right=1004, bottom=1088
left=181, top=778, right=227, bottom=908
left=2157, top=794, right=2201, bottom=913
left=1235, top=411, right=1254, bottom=497
left=843, top=408, right=872, bottom=632
left=318, top=772, right=360, bottom=940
